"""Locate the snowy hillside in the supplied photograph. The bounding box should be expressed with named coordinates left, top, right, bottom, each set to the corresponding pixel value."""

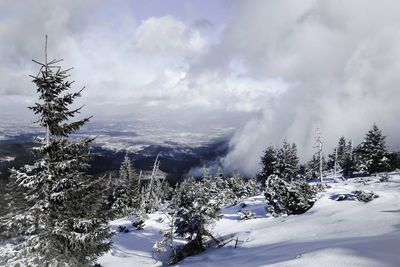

left=99, top=174, right=400, bottom=267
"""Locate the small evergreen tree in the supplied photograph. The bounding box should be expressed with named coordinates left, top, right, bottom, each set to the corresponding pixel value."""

left=273, top=140, right=299, bottom=182
left=306, top=152, right=327, bottom=180
left=327, top=136, right=347, bottom=170
left=172, top=178, right=221, bottom=255
left=357, top=124, right=390, bottom=174
left=306, top=154, right=319, bottom=179
left=214, top=166, right=226, bottom=190
left=264, top=175, right=319, bottom=217
left=342, top=140, right=356, bottom=177
left=201, top=165, right=218, bottom=199
left=229, top=171, right=246, bottom=202
left=243, top=177, right=261, bottom=198
left=112, top=153, right=140, bottom=216
left=258, top=146, right=276, bottom=184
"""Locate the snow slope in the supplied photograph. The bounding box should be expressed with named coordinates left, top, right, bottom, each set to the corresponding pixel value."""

left=99, top=174, right=400, bottom=267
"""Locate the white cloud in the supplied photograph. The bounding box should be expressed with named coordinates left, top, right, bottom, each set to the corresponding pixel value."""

left=0, top=1, right=273, bottom=135
left=134, top=16, right=206, bottom=55
left=213, top=0, right=400, bottom=176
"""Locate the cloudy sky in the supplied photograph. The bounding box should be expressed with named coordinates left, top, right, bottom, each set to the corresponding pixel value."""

left=1, top=0, right=400, bottom=175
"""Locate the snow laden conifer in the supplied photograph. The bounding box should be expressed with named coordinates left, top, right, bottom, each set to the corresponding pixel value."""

left=264, top=175, right=319, bottom=217
left=273, top=140, right=299, bottom=182
left=306, top=154, right=320, bottom=179
left=307, top=151, right=327, bottom=180
left=261, top=140, right=320, bottom=217
left=258, top=146, right=276, bottom=184
left=0, top=37, right=112, bottom=266
left=215, top=166, right=226, bottom=189
left=214, top=166, right=232, bottom=204
left=201, top=165, right=218, bottom=199
left=171, top=178, right=221, bottom=256
left=244, top=177, right=261, bottom=198
left=327, top=137, right=346, bottom=168
left=112, top=153, right=140, bottom=217
left=228, top=171, right=246, bottom=203
left=357, top=124, right=390, bottom=174
left=342, top=140, right=356, bottom=177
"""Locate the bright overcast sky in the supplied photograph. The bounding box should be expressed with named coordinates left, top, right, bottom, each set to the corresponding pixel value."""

left=1, top=0, right=400, bottom=175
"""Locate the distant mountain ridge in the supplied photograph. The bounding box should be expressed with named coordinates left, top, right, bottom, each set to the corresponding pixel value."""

left=0, top=137, right=229, bottom=188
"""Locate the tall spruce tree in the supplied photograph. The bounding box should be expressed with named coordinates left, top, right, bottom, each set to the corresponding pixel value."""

left=1, top=37, right=112, bottom=266
left=358, top=124, right=390, bottom=174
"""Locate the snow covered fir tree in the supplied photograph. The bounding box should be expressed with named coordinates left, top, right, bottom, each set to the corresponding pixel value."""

left=170, top=178, right=222, bottom=258
left=110, top=153, right=140, bottom=217
left=356, top=124, right=390, bottom=174
left=258, top=146, right=276, bottom=184
left=0, top=37, right=112, bottom=266
left=259, top=140, right=321, bottom=217
left=273, top=140, right=299, bottom=182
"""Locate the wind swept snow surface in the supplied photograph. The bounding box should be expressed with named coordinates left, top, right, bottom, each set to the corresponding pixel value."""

left=99, top=174, right=400, bottom=266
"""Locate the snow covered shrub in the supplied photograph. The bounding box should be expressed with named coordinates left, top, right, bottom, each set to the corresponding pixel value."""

left=334, top=194, right=348, bottom=201
left=213, top=172, right=261, bottom=206
left=132, top=216, right=146, bottom=230
left=222, top=171, right=246, bottom=205
left=154, top=206, right=184, bottom=265
left=237, top=209, right=256, bottom=220
left=171, top=178, right=222, bottom=256
left=244, top=177, right=261, bottom=198
left=359, top=176, right=374, bottom=185
left=379, top=173, right=391, bottom=182
left=264, top=175, right=320, bottom=217
left=118, top=226, right=129, bottom=233
left=352, top=190, right=379, bottom=202
left=155, top=231, right=173, bottom=253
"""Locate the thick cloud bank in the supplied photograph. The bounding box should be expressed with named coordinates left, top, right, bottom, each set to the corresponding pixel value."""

left=215, top=0, right=400, bottom=176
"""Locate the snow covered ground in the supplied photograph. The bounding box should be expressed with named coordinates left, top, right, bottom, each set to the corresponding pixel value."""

left=99, top=174, right=400, bottom=267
